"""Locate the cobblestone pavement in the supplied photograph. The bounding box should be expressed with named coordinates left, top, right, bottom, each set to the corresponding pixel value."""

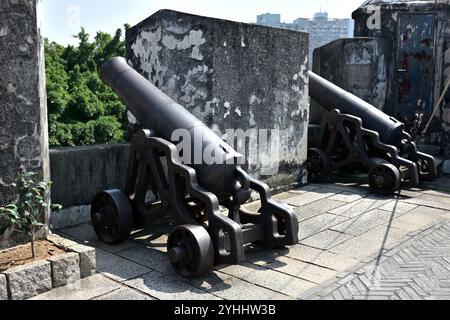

left=303, top=221, right=450, bottom=300
left=31, top=178, right=450, bottom=300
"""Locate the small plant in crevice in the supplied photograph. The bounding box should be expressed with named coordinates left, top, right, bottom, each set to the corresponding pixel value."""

left=0, top=172, right=62, bottom=258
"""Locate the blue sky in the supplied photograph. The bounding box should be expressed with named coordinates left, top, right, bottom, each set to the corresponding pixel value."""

left=41, top=0, right=365, bottom=45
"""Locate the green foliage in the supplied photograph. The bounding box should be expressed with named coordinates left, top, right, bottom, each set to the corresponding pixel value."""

left=45, top=26, right=129, bottom=147
left=0, top=172, right=62, bottom=257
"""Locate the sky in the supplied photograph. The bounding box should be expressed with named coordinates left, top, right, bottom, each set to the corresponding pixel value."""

left=41, top=0, right=365, bottom=45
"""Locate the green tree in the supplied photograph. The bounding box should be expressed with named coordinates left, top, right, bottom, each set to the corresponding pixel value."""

left=45, top=25, right=129, bottom=147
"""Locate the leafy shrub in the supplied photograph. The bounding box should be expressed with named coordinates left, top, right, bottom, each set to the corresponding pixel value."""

left=45, top=25, right=130, bottom=147
left=0, top=172, right=62, bottom=258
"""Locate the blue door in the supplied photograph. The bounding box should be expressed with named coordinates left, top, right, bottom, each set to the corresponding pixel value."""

left=395, top=13, right=437, bottom=122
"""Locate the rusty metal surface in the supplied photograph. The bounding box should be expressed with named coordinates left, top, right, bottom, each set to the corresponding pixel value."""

left=395, top=13, right=437, bottom=122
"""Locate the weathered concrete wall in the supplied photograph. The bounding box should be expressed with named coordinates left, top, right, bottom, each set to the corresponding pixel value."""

left=441, top=28, right=450, bottom=156
left=352, top=0, right=450, bottom=151
left=0, top=0, right=50, bottom=249
left=311, top=37, right=388, bottom=124
left=48, top=144, right=130, bottom=230
left=49, top=144, right=130, bottom=209
left=125, top=10, right=310, bottom=189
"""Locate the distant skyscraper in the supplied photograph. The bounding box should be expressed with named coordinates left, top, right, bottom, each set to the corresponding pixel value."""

left=313, top=11, right=329, bottom=20
left=256, top=13, right=281, bottom=27
left=256, top=11, right=354, bottom=67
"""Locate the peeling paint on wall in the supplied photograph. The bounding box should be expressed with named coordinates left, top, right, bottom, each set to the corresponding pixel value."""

left=131, top=27, right=165, bottom=85
left=162, top=29, right=206, bottom=61
left=126, top=10, right=309, bottom=186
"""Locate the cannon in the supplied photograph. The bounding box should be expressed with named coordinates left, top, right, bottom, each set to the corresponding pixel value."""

left=90, top=57, right=298, bottom=277
left=308, top=71, right=437, bottom=194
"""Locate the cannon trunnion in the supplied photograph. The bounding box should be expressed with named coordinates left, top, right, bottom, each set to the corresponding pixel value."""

left=308, top=71, right=437, bottom=195
left=90, top=57, right=298, bottom=277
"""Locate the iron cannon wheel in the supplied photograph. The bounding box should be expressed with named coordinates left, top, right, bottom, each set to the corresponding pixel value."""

left=91, top=189, right=134, bottom=245
left=307, top=148, right=332, bottom=182
left=167, top=225, right=214, bottom=278
left=368, top=164, right=401, bottom=195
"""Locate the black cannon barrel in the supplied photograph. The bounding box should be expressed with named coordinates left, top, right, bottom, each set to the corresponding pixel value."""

left=101, top=57, right=246, bottom=202
left=309, top=71, right=405, bottom=146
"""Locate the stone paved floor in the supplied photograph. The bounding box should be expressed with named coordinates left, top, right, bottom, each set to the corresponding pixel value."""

left=303, top=221, right=450, bottom=300
left=31, top=177, right=450, bottom=300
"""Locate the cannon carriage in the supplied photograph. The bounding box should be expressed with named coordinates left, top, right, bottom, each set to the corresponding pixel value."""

left=308, top=71, right=437, bottom=195
left=90, top=57, right=298, bottom=278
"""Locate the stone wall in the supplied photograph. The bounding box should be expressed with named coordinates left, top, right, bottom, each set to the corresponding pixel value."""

left=125, top=10, right=310, bottom=190
left=441, top=25, right=450, bottom=156
left=311, top=37, right=388, bottom=124
left=0, top=0, right=49, bottom=249
left=352, top=0, right=450, bottom=152
left=49, top=144, right=130, bottom=208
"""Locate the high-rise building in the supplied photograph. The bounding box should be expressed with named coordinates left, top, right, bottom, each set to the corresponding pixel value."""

left=256, top=11, right=354, bottom=67
left=256, top=13, right=281, bottom=27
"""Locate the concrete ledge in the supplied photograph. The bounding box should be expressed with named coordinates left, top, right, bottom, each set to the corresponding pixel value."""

left=3, top=260, right=52, bottom=300
left=48, top=253, right=80, bottom=288
left=69, top=244, right=96, bottom=278
left=0, top=235, right=97, bottom=300
left=50, top=205, right=91, bottom=230
left=48, top=234, right=97, bottom=279
left=50, top=144, right=130, bottom=208
left=0, top=274, right=7, bottom=300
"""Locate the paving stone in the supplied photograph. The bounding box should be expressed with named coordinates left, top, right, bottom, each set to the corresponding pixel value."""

left=293, top=199, right=347, bottom=222
left=330, top=225, right=409, bottom=260
left=329, top=197, right=393, bottom=218
left=300, top=230, right=353, bottom=250
left=117, top=245, right=173, bottom=275
left=378, top=201, right=418, bottom=214
left=283, top=188, right=339, bottom=207
left=309, top=183, right=370, bottom=195
left=386, top=211, right=441, bottom=233
left=403, top=206, right=449, bottom=219
left=96, top=248, right=150, bottom=282
left=131, top=233, right=169, bottom=253
left=298, top=213, right=349, bottom=240
left=118, top=245, right=230, bottom=290
left=331, top=209, right=398, bottom=236
left=401, top=195, right=450, bottom=211
left=329, top=192, right=365, bottom=203
left=69, top=244, right=96, bottom=278
left=257, top=255, right=338, bottom=284
left=278, top=245, right=360, bottom=271
left=0, top=274, right=7, bottom=300
left=48, top=252, right=81, bottom=288
left=47, top=234, right=80, bottom=249
left=217, top=263, right=316, bottom=298
left=207, top=277, right=292, bottom=300
left=95, top=287, right=154, bottom=300
left=398, top=189, right=424, bottom=198
left=4, top=260, right=52, bottom=300
left=125, top=270, right=220, bottom=300
left=30, top=274, right=121, bottom=300
left=421, top=189, right=450, bottom=198
left=59, top=224, right=140, bottom=253
left=243, top=201, right=262, bottom=213
left=272, top=192, right=301, bottom=201
left=289, top=185, right=321, bottom=194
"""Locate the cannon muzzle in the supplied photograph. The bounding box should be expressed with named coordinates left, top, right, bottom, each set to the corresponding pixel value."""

left=309, top=71, right=405, bottom=147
